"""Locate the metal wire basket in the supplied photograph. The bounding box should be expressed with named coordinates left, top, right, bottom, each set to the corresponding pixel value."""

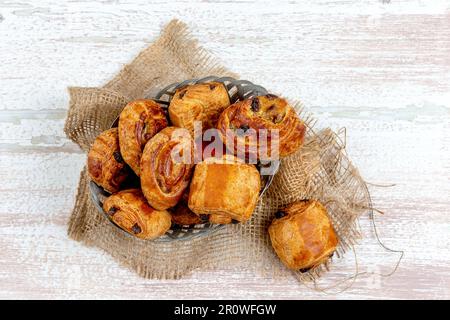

left=89, top=76, right=280, bottom=242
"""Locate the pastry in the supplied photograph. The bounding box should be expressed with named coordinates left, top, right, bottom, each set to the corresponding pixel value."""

left=268, top=200, right=338, bottom=271
left=208, top=214, right=234, bottom=224
left=170, top=190, right=203, bottom=226
left=168, top=82, right=230, bottom=134
left=188, top=156, right=261, bottom=223
left=118, top=99, right=168, bottom=176
left=140, top=127, right=194, bottom=210
left=103, top=189, right=171, bottom=240
left=217, top=94, right=306, bottom=160
left=87, top=128, right=128, bottom=193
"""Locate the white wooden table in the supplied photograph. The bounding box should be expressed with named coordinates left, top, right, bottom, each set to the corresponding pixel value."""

left=0, top=0, right=449, bottom=299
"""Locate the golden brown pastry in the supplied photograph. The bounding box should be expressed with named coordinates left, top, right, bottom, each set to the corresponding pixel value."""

left=103, top=189, right=171, bottom=240
left=208, top=214, right=234, bottom=224
left=188, top=156, right=261, bottom=223
left=168, top=82, right=230, bottom=133
left=118, top=99, right=168, bottom=176
left=169, top=190, right=203, bottom=226
left=87, top=128, right=128, bottom=193
left=140, top=127, right=194, bottom=210
left=268, top=200, right=338, bottom=271
left=217, top=94, right=306, bottom=160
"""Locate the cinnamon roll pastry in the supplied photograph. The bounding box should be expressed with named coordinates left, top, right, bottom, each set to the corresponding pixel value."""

left=118, top=99, right=168, bottom=176
left=103, top=189, right=171, bottom=240
left=217, top=95, right=306, bottom=160
left=188, top=156, right=261, bottom=223
left=140, top=127, right=194, bottom=210
left=268, top=200, right=338, bottom=271
left=87, top=128, right=128, bottom=193
left=168, top=82, right=230, bottom=134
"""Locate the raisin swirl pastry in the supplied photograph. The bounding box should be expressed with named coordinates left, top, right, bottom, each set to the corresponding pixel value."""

left=268, top=200, right=338, bottom=271
left=217, top=95, right=306, bottom=160
left=188, top=156, right=261, bottom=223
left=140, top=127, right=194, bottom=210
left=87, top=128, right=128, bottom=193
left=103, top=189, right=171, bottom=240
left=118, top=99, right=168, bottom=176
left=168, top=82, right=230, bottom=134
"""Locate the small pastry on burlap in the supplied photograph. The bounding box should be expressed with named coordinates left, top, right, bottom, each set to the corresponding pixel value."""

left=269, top=200, right=338, bottom=271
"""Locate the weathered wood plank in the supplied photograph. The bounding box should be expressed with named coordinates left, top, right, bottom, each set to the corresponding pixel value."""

left=0, top=0, right=449, bottom=299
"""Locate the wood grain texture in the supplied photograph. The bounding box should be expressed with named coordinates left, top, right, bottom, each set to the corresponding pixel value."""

left=0, top=0, right=449, bottom=299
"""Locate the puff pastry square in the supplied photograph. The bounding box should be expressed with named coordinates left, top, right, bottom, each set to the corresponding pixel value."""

left=188, top=157, right=261, bottom=222
left=269, top=200, right=338, bottom=271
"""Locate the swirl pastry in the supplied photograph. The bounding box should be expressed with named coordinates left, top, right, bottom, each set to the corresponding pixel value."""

left=168, top=82, right=230, bottom=134
left=217, top=95, right=306, bottom=160
left=87, top=128, right=128, bottom=193
left=268, top=200, right=338, bottom=271
left=188, top=156, right=261, bottom=223
left=140, top=127, right=194, bottom=210
left=118, top=99, right=168, bottom=176
left=103, top=189, right=171, bottom=240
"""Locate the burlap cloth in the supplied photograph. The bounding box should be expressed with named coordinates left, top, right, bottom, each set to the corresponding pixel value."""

left=65, top=20, right=371, bottom=281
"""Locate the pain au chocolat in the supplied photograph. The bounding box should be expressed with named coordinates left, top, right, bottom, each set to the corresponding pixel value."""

left=217, top=95, right=306, bottom=160
left=103, top=189, right=172, bottom=240
left=168, top=82, right=230, bottom=134
left=188, top=156, right=261, bottom=223
left=268, top=200, right=338, bottom=271
left=140, top=127, right=195, bottom=210
left=87, top=128, right=129, bottom=193
left=118, top=99, right=168, bottom=176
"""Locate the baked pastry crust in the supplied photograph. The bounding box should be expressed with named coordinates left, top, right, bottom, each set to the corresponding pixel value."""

left=140, top=127, right=194, bottom=210
left=87, top=128, right=128, bottom=193
left=268, top=200, right=338, bottom=271
left=208, top=214, right=233, bottom=224
left=169, top=190, right=203, bottom=226
left=188, top=156, right=261, bottom=222
left=217, top=95, right=306, bottom=159
left=168, top=82, right=230, bottom=133
left=103, top=189, right=171, bottom=240
left=118, top=99, right=168, bottom=176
